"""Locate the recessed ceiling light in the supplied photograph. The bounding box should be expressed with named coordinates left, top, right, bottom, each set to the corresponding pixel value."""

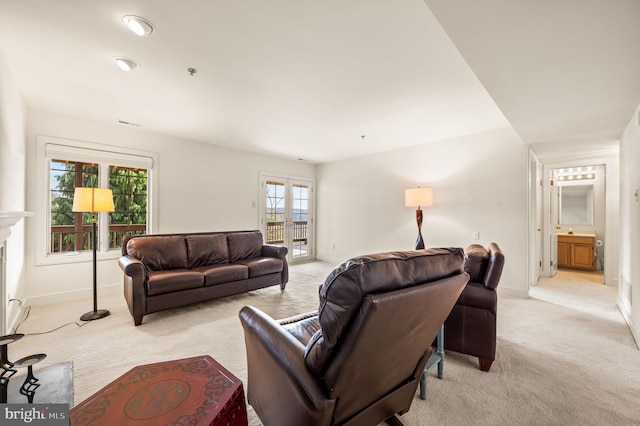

left=113, top=56, right=138, bottom=71
left=122, top=15, right=155, bottom=36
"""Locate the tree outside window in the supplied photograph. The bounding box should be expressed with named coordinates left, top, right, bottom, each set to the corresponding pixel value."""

left=49, top=159, right=148, bottom=254
left=109, top=165, right=148, bottom=249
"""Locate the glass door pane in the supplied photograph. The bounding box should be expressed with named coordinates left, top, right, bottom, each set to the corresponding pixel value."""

left=291, top=183, right=309, bottom=259
left=265, top=180, right=286, bottom=247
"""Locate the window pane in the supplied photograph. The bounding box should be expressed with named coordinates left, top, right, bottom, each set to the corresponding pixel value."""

left=48, top=160, right=149, bottom=254
left=49, top=160, right=98, bottom=253
left=109, top=165, right=148, bottom=249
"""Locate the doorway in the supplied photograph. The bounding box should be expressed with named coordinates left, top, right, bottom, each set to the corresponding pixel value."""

left=260, top=174, right=314, bottom=263
left=530, top=156, right=620, bottom=286
left=549, top=164, right=606, bottom=278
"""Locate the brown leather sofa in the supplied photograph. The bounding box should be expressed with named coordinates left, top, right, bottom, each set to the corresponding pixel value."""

left=118, top=230, right=288, bottom=326
left=443, top=242, right=505, bottom=371
left=239, top=248, right=469, bottom=426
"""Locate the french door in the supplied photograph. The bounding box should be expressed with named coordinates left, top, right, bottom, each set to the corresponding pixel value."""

left=260, top=174, right=314, bottom=263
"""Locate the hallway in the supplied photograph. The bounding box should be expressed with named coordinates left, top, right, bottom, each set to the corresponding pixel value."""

left=531, top=268, right=623, bottom=325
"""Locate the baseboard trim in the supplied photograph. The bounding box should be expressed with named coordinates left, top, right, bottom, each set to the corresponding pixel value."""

left=7, top=302, right=28, bottom=334
left=498, top=286, right=528, bottom=299
left=24, top=282, right=120, bottom=307
left=7, top=283, right=120, bottom=333
left=618, top=295, right=639, bottom=350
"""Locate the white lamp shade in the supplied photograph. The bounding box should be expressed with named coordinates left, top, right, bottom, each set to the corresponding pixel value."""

left=72, top=188, right=115, bottom=213
left=405, top=187, right=433, bottom=208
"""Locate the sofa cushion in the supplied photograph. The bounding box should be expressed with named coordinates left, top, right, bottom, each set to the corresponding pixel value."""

left=186, top=234, right=229, bottom=268
left=234, top=257, right=283, bottom=277
left=304, top=248, right=464, bottom=375
left=227, top=231, right=263, bottom=262
left=464, top=244, right=489, bottom=284
left=146, top=269, right=204, bottom=296
left=127, top=236, right=188, bottom=271
left=194, top=264, right=248, bottom=286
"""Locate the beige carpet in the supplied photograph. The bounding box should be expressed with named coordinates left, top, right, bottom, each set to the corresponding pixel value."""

left=9, top=261, right=640, bottom=425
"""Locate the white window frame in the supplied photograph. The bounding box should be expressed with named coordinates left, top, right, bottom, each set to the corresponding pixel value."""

left=35, top=135, right=158, bottom=266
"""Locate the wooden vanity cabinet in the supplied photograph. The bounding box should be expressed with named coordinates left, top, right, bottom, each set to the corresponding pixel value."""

left=557, top=235, right=595, bottom=270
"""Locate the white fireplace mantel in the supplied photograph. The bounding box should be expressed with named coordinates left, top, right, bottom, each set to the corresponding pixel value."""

left=0, top=211, right=34, bottom=242
left=1, top=211, right=33, bottom=334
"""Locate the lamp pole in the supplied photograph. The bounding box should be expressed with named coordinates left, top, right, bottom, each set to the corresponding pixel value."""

left=79, top=213, right=110, bottom=321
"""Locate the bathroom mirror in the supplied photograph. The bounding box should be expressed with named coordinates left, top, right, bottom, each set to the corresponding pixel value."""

left=559, top=184, right=594, bottom=226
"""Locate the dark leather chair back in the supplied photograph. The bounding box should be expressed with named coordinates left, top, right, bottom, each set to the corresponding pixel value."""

left=464, top=242, right=504, bottom=289
left=240, top=247, right=469, bottom=426
left=484, top=242, right=505, bottom=289
left=324, top=272, right=468, bottom=424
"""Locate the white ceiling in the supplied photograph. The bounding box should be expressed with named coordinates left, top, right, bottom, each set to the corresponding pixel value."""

left=0, top=0, right=638, bottom=164
left=424, top=0, right=640, bottom=163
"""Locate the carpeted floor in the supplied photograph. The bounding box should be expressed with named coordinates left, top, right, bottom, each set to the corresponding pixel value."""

left=8, top=261, right=640, bottom=425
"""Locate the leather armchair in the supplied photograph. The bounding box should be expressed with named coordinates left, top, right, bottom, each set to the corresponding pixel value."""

left=239, top=248, right=469, bottom=426
left=443, top=242, right=505, bottom=372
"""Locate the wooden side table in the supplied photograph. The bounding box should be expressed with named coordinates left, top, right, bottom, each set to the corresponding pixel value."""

left=70, top=356, right=247, bottom=426
left=419, top=324, right=444, bottom=400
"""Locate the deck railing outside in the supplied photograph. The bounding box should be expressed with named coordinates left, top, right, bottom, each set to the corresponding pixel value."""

left=51, top=221, right=306, bottom=253
left=265, top=221, right=308, bottom=245
left=50, top=224, right=147, bottom=253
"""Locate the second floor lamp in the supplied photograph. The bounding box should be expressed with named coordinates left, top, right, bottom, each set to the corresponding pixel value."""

left=72, top=187, right=114, bottom=321
left=405, top=187, right=433, bottom=250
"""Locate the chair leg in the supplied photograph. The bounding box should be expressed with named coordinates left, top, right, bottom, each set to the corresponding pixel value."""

left=479, top=358, right=493, bottom=372
left=385, top=415, right=405, bottom=426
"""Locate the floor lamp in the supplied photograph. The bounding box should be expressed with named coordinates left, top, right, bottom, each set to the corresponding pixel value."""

left=405, top=187, right=433, bottom=250
left=72, top=187, right=114, bottom=321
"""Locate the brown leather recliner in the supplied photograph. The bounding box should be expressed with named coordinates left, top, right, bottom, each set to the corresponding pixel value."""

left=239, top=248, right=469, bottom=426
left=443, top=242, right=505, bottom=372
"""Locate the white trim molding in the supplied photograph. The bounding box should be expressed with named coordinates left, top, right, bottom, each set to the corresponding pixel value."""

left=0, top=211, right=33, bottom=334
left=0, top=211, right=34, bottom=242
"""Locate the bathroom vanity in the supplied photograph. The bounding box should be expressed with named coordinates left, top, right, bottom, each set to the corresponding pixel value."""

left=557, top=234, right=595, bottom=270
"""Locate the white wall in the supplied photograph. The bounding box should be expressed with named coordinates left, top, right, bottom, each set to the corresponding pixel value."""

left=0, top=47, right=28, bottom=332
left=24, top=109, right=315, bottom=305
left=316, top=127, right=529, bottom=297
left=619, top=105, right=640, bottom=345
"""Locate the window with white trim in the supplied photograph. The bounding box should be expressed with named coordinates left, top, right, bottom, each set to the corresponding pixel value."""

left=40, top=138, right=156, bottom=262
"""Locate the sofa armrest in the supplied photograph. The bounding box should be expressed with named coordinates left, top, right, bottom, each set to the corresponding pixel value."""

left=262, top=244, right=289, bottom=285
left=118, top=255, right=147, bottom=325
left=262, top=244, right=287, bottom=259
left=239, top=305, right=334, bottom=426
left=118, top=255, right=146, bottom=279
